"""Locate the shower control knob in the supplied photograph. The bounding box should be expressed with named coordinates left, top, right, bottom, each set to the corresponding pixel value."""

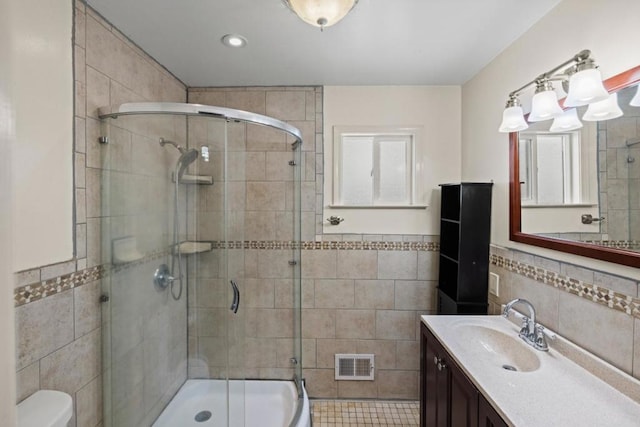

left=154, top=264, right=175, bottom=291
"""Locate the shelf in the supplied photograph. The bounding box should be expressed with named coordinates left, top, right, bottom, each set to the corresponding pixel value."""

left=174, top=241, right=213, bottom=254
left=172, top=173, right=213, bottom=185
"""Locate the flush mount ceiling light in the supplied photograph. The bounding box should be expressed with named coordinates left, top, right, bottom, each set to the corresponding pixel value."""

left=498, top=50, right=627, bottom=133
left=221, top=34, right=247, bottom=48
left=284, top=0, right=359, bottom=30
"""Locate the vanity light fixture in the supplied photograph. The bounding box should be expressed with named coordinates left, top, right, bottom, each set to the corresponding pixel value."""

left=498, top=96, right=529, bottom=132
left=630, top=85, right=640, bottom=107
left=528, top=80, right=563, bottom=122
left=582, top=92, right=623, bottom=121
left=284, top=0, right=359, bottom=30
left=499, top=50, right=616, bottom=133
left=549, top=108, right=583, bottom=132
left=221, top=34, right=247, bottom=48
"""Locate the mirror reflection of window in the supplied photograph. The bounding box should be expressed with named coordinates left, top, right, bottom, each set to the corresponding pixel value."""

left=519, top=131, right=581, bottom=205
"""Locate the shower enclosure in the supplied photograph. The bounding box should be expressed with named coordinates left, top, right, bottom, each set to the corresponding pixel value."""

left=98, top=103, right=305, bottom=426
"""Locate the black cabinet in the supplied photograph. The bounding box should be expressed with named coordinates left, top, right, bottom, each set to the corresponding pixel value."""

left=437, top=183, right=493, bottom=314
left=421, top=323, right=505, bottom=427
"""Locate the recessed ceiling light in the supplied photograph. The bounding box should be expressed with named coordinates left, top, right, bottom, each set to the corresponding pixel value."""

left=221, top=34, right=247, bottom=48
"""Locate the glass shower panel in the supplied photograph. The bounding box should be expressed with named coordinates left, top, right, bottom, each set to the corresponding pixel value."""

left=100, top=113, right=189, bottom=427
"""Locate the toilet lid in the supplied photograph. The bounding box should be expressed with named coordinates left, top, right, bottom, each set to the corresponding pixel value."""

left=17, top=390, right=73, bottom=427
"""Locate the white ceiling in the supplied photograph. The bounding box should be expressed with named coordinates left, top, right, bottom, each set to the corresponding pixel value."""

left=86, top=0, right=561, bottom=87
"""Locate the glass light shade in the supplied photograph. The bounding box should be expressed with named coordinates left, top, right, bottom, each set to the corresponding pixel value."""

left=630, top=85, right=640, bottom=107
left=550, top=109, right=583, bottom=132
left=564, top=68, right=609, bottom=107
left=498, top=106, right=528, bottom=133
left=287, top=0, right=358, bottom=28
left=582, top=92, right=623, bottom=121
left=528, top=91, right=563, bottom=122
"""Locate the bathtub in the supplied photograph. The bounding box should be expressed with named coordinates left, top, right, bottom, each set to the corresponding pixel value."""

left=152, top=379, right=310, bottom=427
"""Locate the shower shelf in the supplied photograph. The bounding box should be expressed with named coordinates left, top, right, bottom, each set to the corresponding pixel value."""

left=172, top=173, right=214, bottom=185
left=174, top=241, right=213, bottom=255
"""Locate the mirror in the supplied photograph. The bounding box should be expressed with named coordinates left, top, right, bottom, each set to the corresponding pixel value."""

left=510, top=64, right=640, bottom=267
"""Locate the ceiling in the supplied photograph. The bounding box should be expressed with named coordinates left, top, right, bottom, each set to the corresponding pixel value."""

left=86, top=0, right=561, bottom=87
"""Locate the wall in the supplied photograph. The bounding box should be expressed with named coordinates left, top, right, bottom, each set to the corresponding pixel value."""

left=323, top=86, right=461, bottom=235
left=12, top=0, right=73, bottom=271
left=186, top=87, right=439, bottom=399
left=13, top=3, right=187, bottom=427
left=462, top=0, right=640, bottom=378
left=1, top=0, right=17, bottom=423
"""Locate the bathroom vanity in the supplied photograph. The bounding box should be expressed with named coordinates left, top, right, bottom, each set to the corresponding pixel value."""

left=420, top=315, right=640, bottom=427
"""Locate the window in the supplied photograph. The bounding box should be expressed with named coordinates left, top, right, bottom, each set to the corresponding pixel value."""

left=332, top=127, right=420, bottom=207
left=519, top=131, right=581, bottom=205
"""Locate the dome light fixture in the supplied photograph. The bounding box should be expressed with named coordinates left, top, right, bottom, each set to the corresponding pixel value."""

left=284, top=0, right=359, bottom=30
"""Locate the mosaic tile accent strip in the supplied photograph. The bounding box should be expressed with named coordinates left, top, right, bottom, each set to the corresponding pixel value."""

left=311, top=400, right=419, bottom=426
left=14, top=265, right=103, bottom=307
left=14, top=239, right=439, bottom=307
left=584, top=240, right=640, bottom=250
left=490, top=253, right=640, bottom=319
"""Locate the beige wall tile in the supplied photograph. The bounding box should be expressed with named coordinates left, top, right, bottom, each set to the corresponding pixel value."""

left=41, top=260, right=76, bottom=281
left=40, top=329, right=101, bottom=396
left=509, top=273, right=560, bottom=331
left=593, top=271, right=638, bottom=296
left=354, top=280, right=394, bottom=309
left=14, top=269, right=40, bottom=288
left=266, top=91, right=306, bottom=121
left=257, top=250, right=294, bottom=279
left=395, top=280, right=436, bottom=310
left=302, top=250, right=337, bottom=279
left=246, top=181, right=286, bottom=211
left=265, top=152, right=295, bottom=181
left=16, top=362, right=39, bottom=404
left=85, top=67, right=110, bottom=119
left=303, top=339, right=317, bottom=368
left=376, top=310, right=415, bottom=340
left=378, top=251, right=417, bottom=280
left=336, top=251, right=378, bottom=279
left=336, top=310, right=375, bottom=339
left=75, top=375, right=102, bottom=427
left=225, top=91, right=266, bottom=115
left=316, top=339, right=357, bottom=369
left=302, top=309, right=336, bottom=339
left=337, top=380, right=378, bottom=399
left=377, top=370, right=418, bottom=399
left=314, top=279, right=354, bottom=309
left=355, top=340, right=396, bottom=370
left=16, top=291, right=74, bottom=370
left=244, top=278, right=275, bottom=308
left=303, top=368, right=337, bottom=398
left=633, top=318, right=640, bottom=380
left=558, top=293, right=634, bottom=373
left=418, top=251, right=439, bottom=280
left=75, top=5, right=86, bottom=48
left=74, top=280, right=101, bottom=338
left=245, top=152, right=266, bottom=181
left=396, top=340, right=420, bottom=370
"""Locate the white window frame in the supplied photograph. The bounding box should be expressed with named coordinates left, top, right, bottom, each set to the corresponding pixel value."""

left=331, top=126, right=425, bottom=208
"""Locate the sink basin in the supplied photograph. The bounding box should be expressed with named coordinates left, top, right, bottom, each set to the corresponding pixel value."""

left=454, top=324, right=541, bottom=372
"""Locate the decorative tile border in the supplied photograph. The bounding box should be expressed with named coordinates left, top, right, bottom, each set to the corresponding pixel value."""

left=15, top=265, right=103, bottom=307
left=490, top=253, right=640, bottom=319
left=14, top=239, right=440, bottom=307
left=584, top=240, right=640, bottom=250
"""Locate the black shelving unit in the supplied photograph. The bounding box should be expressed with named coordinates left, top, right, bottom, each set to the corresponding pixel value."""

left=437, top=183, right=493, bottom=314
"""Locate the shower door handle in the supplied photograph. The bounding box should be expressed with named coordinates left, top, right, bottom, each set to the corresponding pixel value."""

left=230, top=280, right=240, bottom=314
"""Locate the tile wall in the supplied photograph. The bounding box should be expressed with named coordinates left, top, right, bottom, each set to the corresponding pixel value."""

left=186, top=87, right=440, bottom=399
left=488, top=244, right=640, bottom=379
left=14, top=2, right=186, bottom=427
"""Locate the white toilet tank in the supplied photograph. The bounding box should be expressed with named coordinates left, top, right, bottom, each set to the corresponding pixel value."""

left=17, top=390, right=73, bottom=427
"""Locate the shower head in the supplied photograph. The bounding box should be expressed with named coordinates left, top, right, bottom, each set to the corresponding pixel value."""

left=159, top=137, right=189, bottom=155
left=176, top=148, right=199, bottom=179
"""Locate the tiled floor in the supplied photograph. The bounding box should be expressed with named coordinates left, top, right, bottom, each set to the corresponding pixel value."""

left=311, top=400, right=420, bottom=426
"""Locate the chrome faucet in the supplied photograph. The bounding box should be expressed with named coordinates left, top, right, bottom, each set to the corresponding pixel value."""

left=503, top=298, right=551, bottom=351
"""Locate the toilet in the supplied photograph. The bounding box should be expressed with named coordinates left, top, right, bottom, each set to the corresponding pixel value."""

left=17, top=390, right=73, bottom=427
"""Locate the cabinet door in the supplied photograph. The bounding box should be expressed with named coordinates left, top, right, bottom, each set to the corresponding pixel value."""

left=422, top=326, right=448, bottom=427
left=449, top=359, right=478, bottom=427
left=478, top=394, right=508, bottom=427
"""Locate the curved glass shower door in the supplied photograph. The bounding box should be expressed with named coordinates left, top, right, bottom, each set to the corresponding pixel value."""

left=100, top=104, right=303, bottom=427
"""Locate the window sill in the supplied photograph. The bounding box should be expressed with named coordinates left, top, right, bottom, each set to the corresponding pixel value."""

left=521, top=203, right=598, bottom=208
left=328, top=205, right=428, bottom=209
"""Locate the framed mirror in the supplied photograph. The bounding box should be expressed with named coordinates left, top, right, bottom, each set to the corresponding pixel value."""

left=510, top=64, right=640, bottom=267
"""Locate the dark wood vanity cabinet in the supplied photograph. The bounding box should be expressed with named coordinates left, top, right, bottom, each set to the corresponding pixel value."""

left=437, top=183, right=493, bottom=315
left=421, top=323, right=506, bottom=427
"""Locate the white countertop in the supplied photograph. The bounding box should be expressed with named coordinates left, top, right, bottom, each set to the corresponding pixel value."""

left=422, top=315, right=640, bottom=427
